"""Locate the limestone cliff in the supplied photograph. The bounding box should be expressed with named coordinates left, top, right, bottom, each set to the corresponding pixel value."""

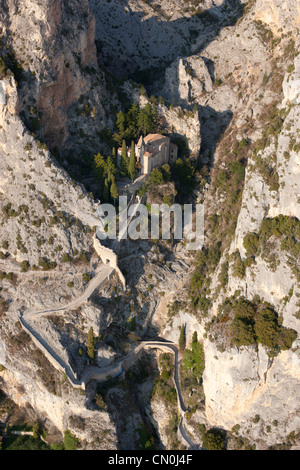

left=153, top=0, right=300, bottom=449
left=0, top=0, right=116, bottom=155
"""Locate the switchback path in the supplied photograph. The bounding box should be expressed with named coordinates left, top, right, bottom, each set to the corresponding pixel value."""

left=17, top=264, right=198, bottom=449
left=22, top=265, right=114, bottom=321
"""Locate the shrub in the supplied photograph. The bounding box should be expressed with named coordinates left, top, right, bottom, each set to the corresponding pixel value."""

left=51, top=442, right=64, bottom=450
left=82, top=273, right=92, bottom=283
left=217, top=259, right=229, bottom=290
left=20, top=260, right=30, bottom=272
left=244, top=216, right=299, bottom=280
left=202, top=429, right=225, bottom=450
left=32, top=423, right=40, bottom=440
left=231, top=251, right=245, bottom=278
left=0, top=251, right=8, bottom=260
left=228, top=297, right=297, bottom=353
left=63, top=430, right=80, bottom=450
left=95, top=394, right=107, bottom=410
left=62, top=253, right=71, bottom=263
left=0, top=57, right=7, bottom=79
left=38, top=257, right=57, bottom=271
left=182, top=338, right=205, bottom=383
left=148, top=168, right=164, bottom=186
left=243, top=232, right=259, bottom=257
left=252, top=414, right=260, bottom=424
left=190, top=246, right=221, bottom=316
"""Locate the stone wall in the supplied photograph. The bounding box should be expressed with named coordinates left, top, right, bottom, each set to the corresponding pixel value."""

left=19, top=315, right=85, bottom=390
left=93, top=237, right=126, bottom=288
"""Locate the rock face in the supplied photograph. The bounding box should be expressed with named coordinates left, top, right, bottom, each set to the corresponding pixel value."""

left=0, top=73, right=118, bottom=447
left=0, top=3, right=120, bottom=445
left=90, top=0, right=234, bottom=76
left=233, top=54, right=300, bottom=256
left=152, top=0, right=300, bottom=449
left=0, top=76, right=99, bottom=265
left=201, top=46, right=300, bottom=445
left=203, top=341, right=300, bottom=447
left=0, top=0, right=116, bottom=155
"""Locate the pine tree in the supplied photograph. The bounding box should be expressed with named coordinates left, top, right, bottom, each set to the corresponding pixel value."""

left=138, top=104, right=153, bottom=135
left=128, top=141, right=136, bottom=181
left=116, top=110, right=126, bottom=136
left=94, top=153, right=106, bottom=181
left=125, top=102, right=139, bottom=141
left=87, top=327, right=95, bottom=360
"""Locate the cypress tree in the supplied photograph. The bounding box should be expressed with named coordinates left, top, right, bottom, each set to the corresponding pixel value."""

left=192, top=331, right=198, bottom=354
left=112, top=146, right=117, bottom=164
left=103, top=178, right=110, bottom=202
left=128, top=140, right=136, bottom=181
left=106, top=156, right=117, bottom=183
left=192, top=331, right=198, bottom=345
left=110, top=179, right=119, bottom=202
left=179, top=325, right=186, bottom=351
left=87, top=327, right=95, bottom=360
left=120, top=140, right=128, bottom=177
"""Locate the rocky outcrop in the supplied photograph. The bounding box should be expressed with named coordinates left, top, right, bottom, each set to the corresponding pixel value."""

left=0, top=0, right=116, bottom=154
left=153, top=0, right=300, bottom=449
left=0, top=75, right=101, bottom=264
left=90, top=0, right=232, bottom=76
left=199, top=14, right=300, bottom=447
left=203, top=340, right=300, bottom=448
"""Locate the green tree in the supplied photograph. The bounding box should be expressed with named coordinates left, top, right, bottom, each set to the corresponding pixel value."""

left=94, top=153, right=106, bottom=182
left=231, top=317, right=255, bottom=347
left=120, top=140, right=129, bottom=177
left=161, top=163, right=171, bottom=182
left=243, top=232, right=259, bottom=257
left=103, top=178, right=110, bottom=202
left=138, top=103, right=156, bottom=135
left=125, top=103, right=139, bottom=141
left=32, top=423, right=40, bottom=440
left=110, top=179, right=119, bottom=202
left=87, top=327, right=96, bottom=360
left=192, top=331, right=198, bottom=347
left=63, top=430, right=80, bottom=451
left=182, top=340, right=205, bottom=383
left=148, top=168, right=164, bottom=185
left=128, top=141, right=136, bottom=180
left=20, top=260, right=30, bottom=272
left=112, top=146, right=117, bottom=164
left=175, top=158, right=195, bottom=186
left=116, top=110, right=126, bottom=134
left=202, top=429, right=225, bottom=450
left=105, top=156, right=117, bottom=183
left=179, top=325, right=186, bottom=351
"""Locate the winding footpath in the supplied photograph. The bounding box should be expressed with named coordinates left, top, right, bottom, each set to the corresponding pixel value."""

left=18, top=263, right=199, bottom=449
